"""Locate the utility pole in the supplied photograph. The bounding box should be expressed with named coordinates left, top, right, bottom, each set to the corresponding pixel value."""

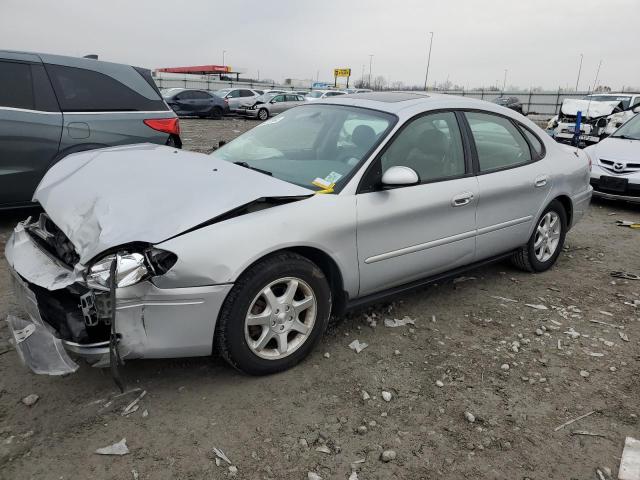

left=575, top=53, right=583, bottom=91
left=368, top=54, right=373, bottom=89
left=222, top=50, right=227, bottom=66
left=592, top=59, right=602, bottom=92
left=361, top=64, right=365, bottom=86
left=423, top=31, right=434, bottom=91
left=502, top=69, right=508, bottom=93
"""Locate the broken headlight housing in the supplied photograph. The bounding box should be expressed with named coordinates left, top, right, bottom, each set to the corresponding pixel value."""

left=85, top=248, right=177, bottom=290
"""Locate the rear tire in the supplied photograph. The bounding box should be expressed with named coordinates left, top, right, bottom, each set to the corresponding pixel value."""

left=511, top=200, right=567, bottom=272
left=257, top=108, right=269, bottom=121
left=210, top=106, right=223, bottom=119
left=215, top=252, right=331, bottom=375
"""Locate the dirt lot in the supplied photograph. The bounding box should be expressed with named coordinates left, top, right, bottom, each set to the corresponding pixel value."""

left=1, top=118, right=639, bottom=480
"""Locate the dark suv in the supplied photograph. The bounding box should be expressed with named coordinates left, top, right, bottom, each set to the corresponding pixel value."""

left=0, top=50, right=181, bottom=209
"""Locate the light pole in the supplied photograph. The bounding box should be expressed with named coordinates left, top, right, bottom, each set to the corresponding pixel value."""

left=368, top=54, right=373, bottom=89
left=575, top=53, right=583, bottom=91
left=423, top=31, right=434, bottom=91
left=361, top=64, right=365, bottom=87
left=592, top=59, right=602, bottom=92
left=222, top=50, right=227, bottom=66
left=502, top=69, right=508, bottom=93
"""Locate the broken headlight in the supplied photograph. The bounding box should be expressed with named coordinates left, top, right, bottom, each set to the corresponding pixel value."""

left=85, top=249, right=177, bottom=290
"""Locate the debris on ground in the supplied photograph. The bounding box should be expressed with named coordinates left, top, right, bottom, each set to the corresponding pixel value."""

left=435, top=380, right=444, bottom=387
left=619, top=437, right=640, bottom=480
left=380, top=450, right=397, bottom=462
left=553, top=410, right=596, bottom=432
left=131, top=469, right=139, bottom=480
left=122, top=390, right=146, bottom=416
left=464, top=412, right=476, bottom=423
left=315, top=445, right=331, bottom=454
left=308, top=473, right=322, bottom=480
left=383, top=316, right=415, bottom=328
left=95, top=438, right=129, bottom=456
left=619, top=331, right=630, bottom=342
left=525, top=303, right=548, bottom=310
left=381, top=391, right=392, bottom=402
left=213, top=447, right=232, bottom=465
left=491, top=295, right=518, bottom=303
left=590, top=319, right=623, bottom=329
left=348, top=339, right=368, bottom=353
left=611, top=271, right=640, bottom=281
left=616, top=220, right=640, bottom=229
left=570, top=430, right=608, bottom=439
left=361, top=390, right=370, bottom=401
left=453, top=276, right=476, bottom=284
left=21, top=394, right=39, bottom=407
left=228, top=465, right=238, bottom=476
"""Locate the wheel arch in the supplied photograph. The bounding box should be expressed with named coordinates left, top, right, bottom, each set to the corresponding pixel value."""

left=553, top=194, right=573, bottom=228
left=238, top=246, right=348, bottom=318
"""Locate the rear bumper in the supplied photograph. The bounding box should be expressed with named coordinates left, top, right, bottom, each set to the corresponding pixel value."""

left=5, top=222, right=233, bottom=375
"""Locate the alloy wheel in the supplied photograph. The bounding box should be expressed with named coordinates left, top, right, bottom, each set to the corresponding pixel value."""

left=244, top=277, right=317, bottom=360
left=534, top=211, right=561, bottom=262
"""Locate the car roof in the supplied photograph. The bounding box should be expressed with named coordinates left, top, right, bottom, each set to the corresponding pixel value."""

left=314, top=91, right=530, bottom=118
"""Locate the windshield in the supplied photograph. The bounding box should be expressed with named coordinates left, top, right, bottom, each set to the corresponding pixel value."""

left=583, top=95, right=631, bottom=109
left=307, top=91, right=324, bottom=98
left=611, top=114, right=640, bottom=140
left=214, top=89, right=231, bottom=97
left=211, top=104, right=395, bottom=190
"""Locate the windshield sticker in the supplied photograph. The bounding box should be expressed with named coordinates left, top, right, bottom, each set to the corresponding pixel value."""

left=324, top=171, right=342, bottom=184
left=312, top=177, right=333, bottom=189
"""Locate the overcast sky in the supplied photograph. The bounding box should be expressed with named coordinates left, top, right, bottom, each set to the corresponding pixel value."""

left=2, top=0, right=638, bottom=90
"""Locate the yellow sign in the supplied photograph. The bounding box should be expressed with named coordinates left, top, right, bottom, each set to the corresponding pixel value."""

left=334, top=68, right=351, bottom=78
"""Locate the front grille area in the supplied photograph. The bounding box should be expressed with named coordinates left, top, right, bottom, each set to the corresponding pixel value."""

left=26, top=213, right=80, bottom=267
left=599, top=158, right=640, bottom=175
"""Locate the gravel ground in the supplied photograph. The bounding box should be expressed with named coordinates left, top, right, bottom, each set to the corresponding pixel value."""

left=0, top=118, right=639, bottom=480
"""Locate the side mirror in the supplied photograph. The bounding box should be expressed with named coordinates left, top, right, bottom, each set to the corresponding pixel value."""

left=381, top=166, right=420, bottom=188
left=633, top=105, right=640, bottom=114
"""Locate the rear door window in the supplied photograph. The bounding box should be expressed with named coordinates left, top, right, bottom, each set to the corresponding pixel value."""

left=0, top=61, right=34, bottom=109
left=239, top=89, right=255, bottom=97
left=46, top=64, right=167, bottom=112
left=465, top=112, right=532, bottom=172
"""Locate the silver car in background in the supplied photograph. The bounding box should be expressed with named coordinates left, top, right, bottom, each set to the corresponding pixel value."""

left=237, top=92, right=306, bottom=120
left=5, top=92, right=592, bottom=378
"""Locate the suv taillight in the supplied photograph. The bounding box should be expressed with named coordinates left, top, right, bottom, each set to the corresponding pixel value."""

left=144, top=118, right=180, bottom=135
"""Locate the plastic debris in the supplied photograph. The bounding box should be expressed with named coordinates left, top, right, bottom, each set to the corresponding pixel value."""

left=213, top=447, right=232, bottom=465
left=464, top=412, right=476, bottom=423
left=384, top=317, right=415, bottom=328
left=590, top=319, right=623, bottom=329
left=553, top=410, right=596, bottom=431
left=525, top=304, right=548, bottom=310
left=611, top=271, right=640, bottom=281
left=315, top=445, right=331, bottom=454
left=348, top=340, right=368, bottom=353
left=308, top=473, right=322, bottom=480
left=131, top=469, right=139, bottom=480
left=122, top=390, right=146, bottom=416
left=619, top=331, right=630, bottom=342
left=616, top=220, right=640, bottom=229
left=228, top=466, right=238, bottom=476
left=95, top=438, right=129, bottom=455
left=349, top=471, right=358, bottom=480
left=564, top=327, right=581, bottom=339
left=382, top=391, right=392, bottom=402
left=142, top=409, right=149, bottom=418
left=619, top=437, right=640, bottom=480
left=491, top=296, right=518, bottom=303
left=361, top=390, right=370, bottom=401
left=21, top=394, right=39, bottom=407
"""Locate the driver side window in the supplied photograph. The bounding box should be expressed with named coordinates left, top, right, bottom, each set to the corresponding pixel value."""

left=381, top=111, right=466, bottom=183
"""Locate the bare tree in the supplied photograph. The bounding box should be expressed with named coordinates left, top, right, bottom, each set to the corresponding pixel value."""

left=372, top=75, right=387, bottom=91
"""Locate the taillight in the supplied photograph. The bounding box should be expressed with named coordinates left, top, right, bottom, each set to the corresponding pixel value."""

left=143, top=118, right=180, bottom=136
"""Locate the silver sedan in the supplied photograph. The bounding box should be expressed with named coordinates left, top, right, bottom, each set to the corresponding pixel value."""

left=237, top=93, right=305, bottom=120
left=5, top=92, right=592, bottom=378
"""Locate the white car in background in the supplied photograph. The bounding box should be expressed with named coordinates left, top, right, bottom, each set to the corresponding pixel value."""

left=305, top=90, right=348, bottom=101
left=214, top=88, right=262, bottom=112
left=586, top=112, right=640, bottom=203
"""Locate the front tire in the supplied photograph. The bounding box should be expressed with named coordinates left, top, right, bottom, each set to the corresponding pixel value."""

left=511, top=200, right=567, bottom=272
left=257, top=108, right=269, bottom=121
left=215, top=252, right=331, bottom=375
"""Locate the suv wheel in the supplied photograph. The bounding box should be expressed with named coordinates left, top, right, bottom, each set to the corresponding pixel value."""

left=215, top=252, right=331, bottom=375
left=511, top=200, right=567, bottom=272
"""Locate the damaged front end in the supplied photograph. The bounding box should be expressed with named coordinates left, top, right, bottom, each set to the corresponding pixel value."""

left=552, top=99, right=624, bottom=145
left=5, top=214, right=177, bottom=377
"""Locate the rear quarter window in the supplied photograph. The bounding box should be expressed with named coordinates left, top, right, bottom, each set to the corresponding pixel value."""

left=0, top=61, right=34, bottom=109
left=46, top=64, right=167, bottom=112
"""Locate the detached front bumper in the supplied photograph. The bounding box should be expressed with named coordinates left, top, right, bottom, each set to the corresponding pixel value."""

left=5, top=222, right=233, bottom=375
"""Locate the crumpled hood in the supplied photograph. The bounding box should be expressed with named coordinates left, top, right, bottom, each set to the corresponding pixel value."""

left=34, top=144, right=312, bottom=264
left=561, top=99, right=621, bottom=119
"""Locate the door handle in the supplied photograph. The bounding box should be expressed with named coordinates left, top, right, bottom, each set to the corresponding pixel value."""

left=452, top=192, right=474, bottom=207
left=534, top=175, right=549, bottom=188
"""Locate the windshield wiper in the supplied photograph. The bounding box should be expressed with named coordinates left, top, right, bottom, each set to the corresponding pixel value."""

left=233, top=161, right=273, bottom=176
left=611, top=134, right=640, bottom=140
